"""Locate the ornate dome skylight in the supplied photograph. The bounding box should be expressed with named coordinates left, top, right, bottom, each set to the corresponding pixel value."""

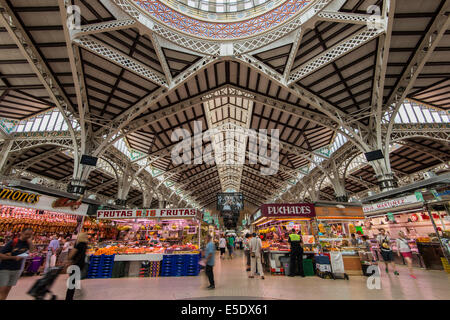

left=160, top=0, right=286, bottom=21
left=132, top=0, right=312, bottom=39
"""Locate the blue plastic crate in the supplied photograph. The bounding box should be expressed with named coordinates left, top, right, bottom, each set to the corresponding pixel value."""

left=314, top=255, right=331, bottom=264
left=87, top=254, right=115, bottom=279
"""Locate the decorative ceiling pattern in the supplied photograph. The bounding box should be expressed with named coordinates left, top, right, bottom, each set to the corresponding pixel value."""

left=160, top=0, right=286, bottom=22
left=134, top=0, right=311, bottom=39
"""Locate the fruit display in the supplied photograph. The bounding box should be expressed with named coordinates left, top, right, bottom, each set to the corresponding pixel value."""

left=91, top=243, right=198, bottom=256
left=82, top=217, right=119, bottom=239
left=165, top=244, right=199, bottom=254
left=0, top=206, right=78, bottom=234
left=348, top=223, right=356, bottom=234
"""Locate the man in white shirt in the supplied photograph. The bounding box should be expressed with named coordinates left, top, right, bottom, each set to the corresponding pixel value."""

left=249, top=233, right=265, bottom=279
left=218, top=236, right=227, bottom=259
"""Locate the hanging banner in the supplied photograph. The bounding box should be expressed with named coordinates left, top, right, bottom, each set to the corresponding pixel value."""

left=363, top=194, right=423, bottom=214
left=315, top=206, right=364, bottom=219
left=260, top=203, right=316, bottom=218
left=0, top=187, right=88, bottom=216
left=97, top=208, right=198, bottom=219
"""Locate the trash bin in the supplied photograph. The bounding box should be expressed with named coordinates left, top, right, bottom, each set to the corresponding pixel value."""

left=279, top=256, right=291, bottom=276
left=303, top=259, right=315, bottom=276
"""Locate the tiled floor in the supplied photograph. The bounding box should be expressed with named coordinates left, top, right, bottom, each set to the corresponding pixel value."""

left=7, top=251, right=450, bottom=300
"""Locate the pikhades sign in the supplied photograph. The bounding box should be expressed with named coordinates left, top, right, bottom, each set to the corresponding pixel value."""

left=97, top=208, right=199, bottom=220
left=260, top=203, right=316, bottom=218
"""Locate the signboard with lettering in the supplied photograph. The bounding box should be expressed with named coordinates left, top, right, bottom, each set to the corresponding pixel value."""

left=387, top=212, right=395, bottom=222
left=260, top=203, right=316, bottom=218
left=0, top=187, right=88, bottom=216
left=363, top=194, right=423, bottom=214
left=315, top=206, right=364, bottom=219
left=97, top=208, right=198, bottom=220
left=0, top=187, right=41, bottom=204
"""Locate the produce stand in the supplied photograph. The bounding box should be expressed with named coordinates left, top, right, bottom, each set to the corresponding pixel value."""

left=0, top=190, right=88, bottom=276
left=314, top=202, right=366, bottom=276
left=252, top=203, right=319, bottom=275
left=89, top=208, right=203, bottom=278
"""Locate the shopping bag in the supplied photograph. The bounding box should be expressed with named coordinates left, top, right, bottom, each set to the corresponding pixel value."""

left=199, top=259, right=206, bottom=267
left=50, top=254, right=57, bottom=268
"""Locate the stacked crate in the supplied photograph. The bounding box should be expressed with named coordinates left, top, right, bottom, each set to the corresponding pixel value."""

left=139, top=261, right=161, bottom=277
left=87, top=255, right=115, bottom=279
left=161, top=255, right=183, bottom=277
left=185, top=254, right=201, bottom=276
left=160, top=254, right=201, bottom=277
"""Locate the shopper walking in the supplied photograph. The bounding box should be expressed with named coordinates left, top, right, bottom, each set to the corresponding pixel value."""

left=65, top=233, right=89, bottom=301
left=228, top=236, right=234, bottom=259
left=45, top=235, right=60, bottom=273
left=249, top=233, right=265, bottom=280
left=396, top=231, right=416, bottom=279
left=219, top=236, right=227, bottom=259
left=204, top=234, right=216, bottom=289
left=244, top=233, right=251, bottom=272
left=0, top=228, right=33, bottom=300
left=58, top=237, right=73, bottom=266
left=288, top=229, right=305, bottom=277
left=377, top=228, right=399, bottom=275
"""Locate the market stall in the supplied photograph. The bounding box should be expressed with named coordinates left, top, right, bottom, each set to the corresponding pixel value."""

left=315, top=202, right=367, bottom=276
left=362, top=192, right=449, bottom=269
left=90, top=208, right=203, bottom=278
left=0, top=186, right=88, bottom=275
left=252, top=203, right=318, bottom=275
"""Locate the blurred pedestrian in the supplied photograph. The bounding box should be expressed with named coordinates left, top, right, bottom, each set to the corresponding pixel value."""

left=204, top=234, right=216, bottom=290
left=65, top=233, right=88, bottom=301
left=219, top=235, right=227, bottom=259
left=397, top=231, right=416, bottom=279
left=377, top=228, right=399, bottom=275
left=0, top=228, right=33, bottom=300
left=227, top=236, right=234, bottom=259
left=45, top=235, right=60, bottom=273
left=58, top=237, right=72, bottom=266
left=244, top=233, right=252, bottom=272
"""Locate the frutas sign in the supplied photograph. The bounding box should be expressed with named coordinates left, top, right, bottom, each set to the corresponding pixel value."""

left=261, top=203, right=316, bottom=218
left=97, top=208, right=198, bottom=219
left=0, top=187, right=40, bottom=204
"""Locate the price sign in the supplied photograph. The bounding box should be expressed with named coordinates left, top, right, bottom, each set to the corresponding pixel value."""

left=387, top=212, right=395, bottom=222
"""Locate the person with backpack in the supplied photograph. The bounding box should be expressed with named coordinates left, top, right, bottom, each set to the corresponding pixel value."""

left=396, top=231, right=416, bottom=279
left=376, top=228, right=399, bottom=275
left=0, top=228, right=34, bottom=300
